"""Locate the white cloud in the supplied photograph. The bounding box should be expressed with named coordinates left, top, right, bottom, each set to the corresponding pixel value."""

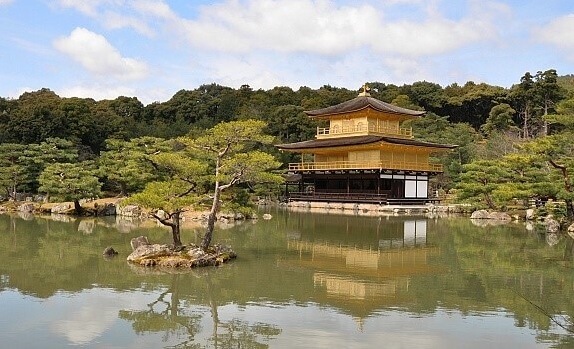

left=53, top=27, right=149, bottom=80
left=22, top=0, right=518, bottom=103
left=157, top=0, right=504, bottom=91
left=373, top=17, right=490, bottom=56
left=177, top=0, right=498, bottom=57
left=56, top=0, right=154, bottom=36
left=100, top=11, right=155, bottom=36
left=180, top=1, right=378, bottom=55
left=56, top=0, right=114, bottom=17
left=383, top=56, right=429, bottom=82
left=132, top=0, right=178, bottom=20
left=56, top=83, right=173, bottom=105
left=0, top=0, right=13, bottom=5
left=382, top=0, right=427, bottom=3
left=53, top=0, right=502, bottom=59
left=533, top=14, right=574, bottom=60
left=57, top=84, right=137, bottom=101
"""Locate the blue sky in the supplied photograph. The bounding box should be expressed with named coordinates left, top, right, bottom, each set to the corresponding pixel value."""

left=1, top=0, right=573, bottom=105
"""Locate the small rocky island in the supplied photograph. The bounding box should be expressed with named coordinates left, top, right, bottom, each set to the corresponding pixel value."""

left=126, top=236, right=237, bottom=268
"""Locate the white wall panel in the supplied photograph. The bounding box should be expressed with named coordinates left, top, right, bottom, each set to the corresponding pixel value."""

left=416, top=180, right=428, bottom=198
left=405, top=180, right=417, bottom=197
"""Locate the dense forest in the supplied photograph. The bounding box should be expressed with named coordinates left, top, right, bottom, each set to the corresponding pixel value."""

left=1, top=69, right=574, bottom=218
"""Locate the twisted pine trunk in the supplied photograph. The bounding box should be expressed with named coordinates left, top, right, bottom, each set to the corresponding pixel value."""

left=73, top=199, right=83, bottom=215
left=152, top=211, right=183, bottom=247
left=201, top=186, right=221, bottom=251
left=549, top=159, right=574, bottom=220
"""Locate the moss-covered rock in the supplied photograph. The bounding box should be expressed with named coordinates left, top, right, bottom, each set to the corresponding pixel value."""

left=127, top=243, right=237, bottom=269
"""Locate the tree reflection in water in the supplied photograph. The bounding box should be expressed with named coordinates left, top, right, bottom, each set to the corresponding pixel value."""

left=2, top=212, right=574, bottom=347
left=119, top=269, right=281, bottom=348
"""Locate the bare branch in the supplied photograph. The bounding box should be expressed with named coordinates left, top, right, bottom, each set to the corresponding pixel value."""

left=175, top=185, right=196, bottom=198
left=549, top=159, right=572, bottom=192
left=218, top=142, right=232, bottom=158
left=514, top=290, right=574, bottom=334
left=150, top=213, right=174, bottom=228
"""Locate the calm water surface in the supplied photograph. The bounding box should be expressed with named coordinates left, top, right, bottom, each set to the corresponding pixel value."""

left=1, top=209, right=574, bottom=348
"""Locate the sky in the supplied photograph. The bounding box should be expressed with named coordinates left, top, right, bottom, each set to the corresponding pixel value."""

left=1, top=0, right=573, bottom=105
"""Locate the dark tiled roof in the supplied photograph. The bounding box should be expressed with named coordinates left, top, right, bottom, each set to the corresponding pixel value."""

left=382, top=137, right=458, bottom=149
left=276, top=135, right=457, bottom=151
left=305, top=96, right=425, bottom=117
left=277, top=135, right=384, bottom=150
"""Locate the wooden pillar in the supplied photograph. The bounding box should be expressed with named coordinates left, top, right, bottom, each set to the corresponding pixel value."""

left=346, top=173, right=350, bottom=194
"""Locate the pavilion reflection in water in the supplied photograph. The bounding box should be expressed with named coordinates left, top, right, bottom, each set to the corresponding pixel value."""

left=285, top=219, right=439, bottom=304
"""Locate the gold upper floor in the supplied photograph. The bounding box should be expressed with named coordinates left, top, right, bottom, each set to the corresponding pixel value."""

left=288, top=147, right=444, bottom=172
left=287, top=160, right=443, bottom=172
left=317, top=124, right=412, bottom=139
left=316, top=110, right=413, bottom=139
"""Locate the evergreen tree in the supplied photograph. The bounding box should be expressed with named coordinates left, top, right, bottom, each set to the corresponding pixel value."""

left=38, top=161, right=102, bottom=214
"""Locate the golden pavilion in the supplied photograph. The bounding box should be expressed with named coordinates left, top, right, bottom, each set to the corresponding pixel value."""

left=276, top=85, right=456, bottom=204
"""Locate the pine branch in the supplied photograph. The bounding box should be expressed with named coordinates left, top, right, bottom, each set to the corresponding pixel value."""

left=514, top=290, right=574, bottom=333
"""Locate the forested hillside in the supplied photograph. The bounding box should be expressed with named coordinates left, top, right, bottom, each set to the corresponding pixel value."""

left=1, top=69, right=574, bottom=217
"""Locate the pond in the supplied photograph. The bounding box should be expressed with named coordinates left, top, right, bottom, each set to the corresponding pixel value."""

left=1, top=209, right=574, bottom=348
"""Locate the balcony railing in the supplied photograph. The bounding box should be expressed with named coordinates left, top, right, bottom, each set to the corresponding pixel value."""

left=288, top=160, right=443, bottom=172
left=317, top=124, right=412, bottom=138
left=289, top=191, right=388, bottom=203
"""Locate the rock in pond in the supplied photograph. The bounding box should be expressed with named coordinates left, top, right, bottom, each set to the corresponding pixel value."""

left=127, top=243, right=237, bottom=268
left=130, top=236, right=150, bottom=251
left=103, top=246, right=119, bottom=257
left=487, top=212, right=512, bottom=221
left=470, top=210, right=511, bottom=221
left=470, top=209, right=490, bottom=219
left=545, top=217, right=561, bottom=233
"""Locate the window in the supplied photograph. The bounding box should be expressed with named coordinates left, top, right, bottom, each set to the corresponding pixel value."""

left=381, top=179, right=392, bottom=190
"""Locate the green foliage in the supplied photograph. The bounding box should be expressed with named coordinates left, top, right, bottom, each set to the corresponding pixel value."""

left=0, top=138, right=79, bottom=199
left=547, top=98, right=574, bottom=132
left=475, top=132, right=522, bottom=160
left=99, top=137, right=173, bottom=195
left=266, top=105, right=317, bottom=143
left=391, top=94, right=422, bottom=110
left=481, top=103, right=518, bottom=136
left=127, top=180, right=200, bottom=212
left=33, top=137, right=79, bottom=164
left=545, top=201, right=568, bottom=221
left=126, top=142, right=208, bottom=210
left=220, top=151, right=282, bottom=184
left=0, top=89, right=127, bottom=153
left=38, top=161, right=102, bottom=202
left=127, top=119, right=283, bottom=248
left=405, top=81, right=446, bottom=110
left=189, top=120, right=283, bottom=196
left=442, top=82, right=507, bottom=128
left=456, top=129, right=574, bottom=215
left=408, top=113, right=479, bottom=188
left=222, top=187, right=256, bottom=217
left=509, top=70, right=565, bottom=138
left=2, top=70, right=574, bottom=214
left=190, top=119, right=283, bottom=249
left=457, top=160, right=511, bottom=208
left=192, top=119, right=275, bottom=154
left=0, top=143, right=31, bottom=198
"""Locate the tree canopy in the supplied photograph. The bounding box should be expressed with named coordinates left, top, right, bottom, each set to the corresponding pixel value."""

left=128, top=120, right=282, bottom=249
left=2, top=68, right=574, bottom=221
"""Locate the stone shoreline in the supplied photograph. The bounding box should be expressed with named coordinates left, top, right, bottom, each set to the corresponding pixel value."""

left=0, top=197, right=254, bottom=223
left=284, top=200, right=475, bottom=216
